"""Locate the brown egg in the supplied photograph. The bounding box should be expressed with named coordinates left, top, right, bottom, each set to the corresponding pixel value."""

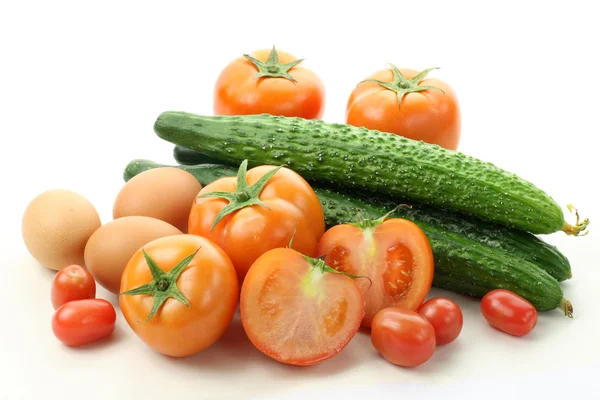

left=113, top=167, right=201, bottom=233
left=83, top=216, right=182, bottom=294
left=22, top=189, right=101, bottom=271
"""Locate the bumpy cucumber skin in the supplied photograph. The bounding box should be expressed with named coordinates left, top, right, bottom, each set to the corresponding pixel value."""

left=173, top=146, right=222, bottom=166
left=153, top=111, right=565, bottom=235
left=123, top=159, right=570, bottom=311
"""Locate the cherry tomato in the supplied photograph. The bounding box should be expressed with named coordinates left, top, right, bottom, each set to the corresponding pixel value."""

left=119, top=234, right=239, bottom=357
left=317, top=217, right=434, bottom=327
left=371, top=307, right=436, bottom=368
left=51, top=264, right=96, bottom=309
left=214, top=46, right=325, bottom=119
left=418, top=297, right=463, bottom=345
left=189, top=160, right=324, bottom=284
left=346, top=64, right=461, bottom=150
left=240, top=248, right=364, bottom=366
left=481, top=289, right=538, bottom=337
left=52, top=299, right=116, bottom=347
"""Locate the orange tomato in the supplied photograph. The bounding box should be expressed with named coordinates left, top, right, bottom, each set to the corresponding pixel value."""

left=346, top=65, right=461, bottom=150
left=119, top=234, right=238, bottom=357
left=240, top=248, right=364, bottom=366
left=317, top=217, right=434, bottom=327
left=214, top=46, right=325, bottom=119
left=188, top=160, right=324, bottom=284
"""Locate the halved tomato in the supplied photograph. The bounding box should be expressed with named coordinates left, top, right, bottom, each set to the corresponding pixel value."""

left=240, top=247, right=364, bottom=366
left=317, top=216, right=434, bottom=327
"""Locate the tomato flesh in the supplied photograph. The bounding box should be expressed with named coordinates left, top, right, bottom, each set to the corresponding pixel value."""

left=481, top=289, right=538, bottom=337
left=52, top=299, right=116, bottom=347
left=241, top=248, right=364, bottom=366
left=318, top=219, right=434, bottom=327
left=418, top=297, right=463, bottom=345
left=371, top=307, right=436, bottom=368
left=51, top=264, right=96, bottom=309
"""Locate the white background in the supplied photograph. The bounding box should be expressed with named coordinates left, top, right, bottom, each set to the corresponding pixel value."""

left=1, top=1, right=599, bottom=399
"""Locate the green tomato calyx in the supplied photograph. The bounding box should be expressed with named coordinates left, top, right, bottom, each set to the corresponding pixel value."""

left=119, top=248, right=199, bottom=322
left=360, top=64, right=445, bottom=108
left=196, top=159, right=284, bottom=232
left=243, top=45, right=304, bottom=82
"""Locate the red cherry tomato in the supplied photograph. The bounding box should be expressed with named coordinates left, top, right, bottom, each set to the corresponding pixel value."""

left=51, top=265, right=96, bottom=309
left=52, top=299, right=116, bottom=346
left=481, top=289, right=538, bottom=337
left=418, top=297, right=463, bottom=345
left=371, top=307, right=436, bottom=368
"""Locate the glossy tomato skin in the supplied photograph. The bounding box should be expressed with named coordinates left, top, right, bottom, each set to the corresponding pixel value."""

left=371, top=307, right=436, bottom=368
left=189, top=165, right=324, bottom=284
left=346, top=68, right=461, bottom=150
left=418, top=297, right=463, bottom=345
left=317, top=218, right=434, bottom=327
left=51, top=264, right=96, bottom=309
left=240, top=248, right=364, bottom=366
left=214, top=48, right=325, bottom=119
left=52, top=299, right=116, bottom=347
left=481, top=289, right=537, bottom=337
left=119, top=234, right=239, bottom=357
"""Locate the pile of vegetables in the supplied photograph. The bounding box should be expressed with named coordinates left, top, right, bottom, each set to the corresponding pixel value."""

left=21, top=46, right=589, bottom=369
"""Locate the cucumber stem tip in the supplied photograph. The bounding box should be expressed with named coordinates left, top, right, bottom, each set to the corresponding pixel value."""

left=563, top=204, right=590, bottom=236
left=560, top=298, right=573, bottom=318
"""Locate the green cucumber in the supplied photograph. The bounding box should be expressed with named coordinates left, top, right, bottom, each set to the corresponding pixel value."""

left=123, top=159, right=573, bottom=314
left=123, top=159, right=235, bottom=184
left=173, top=145, right=221, bottom=166
left=163, top=146, right=573, bottom=282
left=153, top=111, right=589, bottom=236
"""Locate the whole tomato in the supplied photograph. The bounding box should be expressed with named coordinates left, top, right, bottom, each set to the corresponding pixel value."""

left=51, top=264, right=96, bottom=309
left=188, top=160, right=324, bottom=284
left=119, top=234, right=239, bottom=357
left=214, top=46, right=325, bottom=119
left=317, top=217, right=434, bottom=327
left=371, top=307, right=436, bottom=368
left=346, top=64, right=461, bottom=150
left=418, top=297, right=463, bottom=345
left=52, top=299, right=116, bottom=347
left=481, top=289, right=538, bottom=337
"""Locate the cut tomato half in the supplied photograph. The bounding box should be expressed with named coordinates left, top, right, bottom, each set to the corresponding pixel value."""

left=240, top=248, right=364, bottom=366
left=317, top=217, right=434, bottom=327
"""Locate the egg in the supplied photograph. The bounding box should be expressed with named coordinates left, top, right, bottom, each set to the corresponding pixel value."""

left=113, top=167, right=201, bottom=233
left=22, top=189, right=101, bottom=271
left=84, top=216, right=182, bottom=294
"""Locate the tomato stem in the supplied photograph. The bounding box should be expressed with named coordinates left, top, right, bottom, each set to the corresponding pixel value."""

left=359, top=64, right=445, bottom=108
left=349, top=203, right=410, bottom=230
left=118, top=248, right=199, bottom=322
left=288, top=222, right=298, bottom=248
left=197, top=159, right=283, bottom=232
left=302, top=255, right=373, bottom=288
left=243, top=45, right=304, bottom=83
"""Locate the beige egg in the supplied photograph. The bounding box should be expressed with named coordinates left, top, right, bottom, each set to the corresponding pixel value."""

left=22, top=189, right=101, bottom=271
left=84, top=216, right=182, bottom=294
left=113, top=167, right=201, bottom=233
